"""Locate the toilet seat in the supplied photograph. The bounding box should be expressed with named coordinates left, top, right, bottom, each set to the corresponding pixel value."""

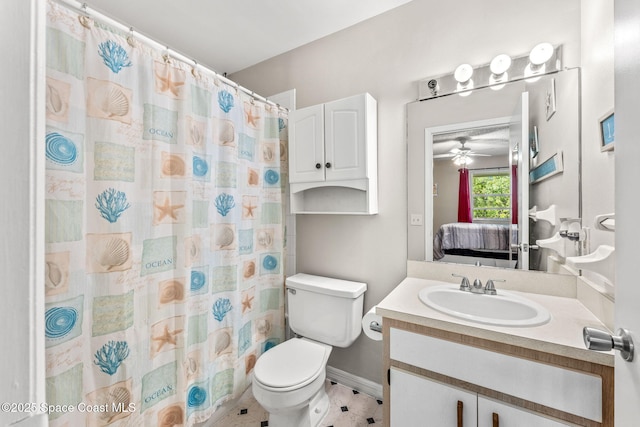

left=254, top=338, right=330, bottom=391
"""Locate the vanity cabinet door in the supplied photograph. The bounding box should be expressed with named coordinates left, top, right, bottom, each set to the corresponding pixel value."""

left=477, top=396, right=573, bottom=427
left=390, top=368, right=477, bottom=427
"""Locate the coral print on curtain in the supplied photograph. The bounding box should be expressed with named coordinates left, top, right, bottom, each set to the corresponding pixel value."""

left=44, top=2, right=288, bottom=425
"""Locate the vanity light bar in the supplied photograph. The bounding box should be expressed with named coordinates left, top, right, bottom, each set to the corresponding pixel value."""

left=417, top=44, right=563, bottom=100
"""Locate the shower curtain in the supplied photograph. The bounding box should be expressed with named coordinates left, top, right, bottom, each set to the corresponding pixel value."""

left=44, top=2, right=286, bottom=425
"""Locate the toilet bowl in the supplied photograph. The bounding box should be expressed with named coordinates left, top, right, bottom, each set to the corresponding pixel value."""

left=251, top=273, right=367, bottom=427
left=252, top=338, right=332, bottom=426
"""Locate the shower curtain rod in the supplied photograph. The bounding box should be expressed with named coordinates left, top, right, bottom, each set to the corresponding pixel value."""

left=52, top=0, right=288, bottom=112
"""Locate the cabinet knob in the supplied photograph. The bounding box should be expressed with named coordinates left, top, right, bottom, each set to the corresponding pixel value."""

left=315, top=163, right=321, bottom=169
left=325, top=162, right=332, bottom=168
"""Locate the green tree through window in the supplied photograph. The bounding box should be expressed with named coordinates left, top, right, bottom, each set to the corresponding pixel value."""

left=471, top=170, right=511, bottom=220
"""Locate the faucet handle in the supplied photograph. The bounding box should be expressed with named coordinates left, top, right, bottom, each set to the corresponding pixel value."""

left=484, top=279, right=505, bottom=295
left=452, top=273, right=470, bottom=291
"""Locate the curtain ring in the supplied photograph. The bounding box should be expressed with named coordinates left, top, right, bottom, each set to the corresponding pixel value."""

left=162, top=47, right=171, bottom=64
left=191, top=60, right=199, bottom=79
left=78, top=14, right=92, bottom=28
left=77, top=3, right=92, bottom=28
left=126, top=27, right=136, bottom=48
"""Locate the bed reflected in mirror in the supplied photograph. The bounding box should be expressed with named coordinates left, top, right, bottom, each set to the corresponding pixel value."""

left=431, top=122, right=517, bottom=267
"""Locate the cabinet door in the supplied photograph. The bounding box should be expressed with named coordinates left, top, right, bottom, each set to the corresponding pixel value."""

left=391, top=368, right=477, bottom=427
left=324, top=94, right=368, bottom=181
left=289, top=104, right=325, bottom=183
left=478, top=396, right=572, bottom=427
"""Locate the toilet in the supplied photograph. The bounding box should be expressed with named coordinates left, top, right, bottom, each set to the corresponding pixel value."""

left=252, top=273, right=367, bottom=427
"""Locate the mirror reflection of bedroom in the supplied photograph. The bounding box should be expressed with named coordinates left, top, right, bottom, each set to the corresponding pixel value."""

left=432, top=123, right=517, bottom=268
left=408, top=68, right=582, bottom=273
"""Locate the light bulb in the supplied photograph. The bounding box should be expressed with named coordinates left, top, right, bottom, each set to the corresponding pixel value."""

left=490, top=54, right=512, bottom=75
left=525, top=43, right=554, bottom=81
left=529, top=42, right=554, bottom=66
left=454, top=63, right=473, bottom=83
left=489, top=54, right=511, bottom=90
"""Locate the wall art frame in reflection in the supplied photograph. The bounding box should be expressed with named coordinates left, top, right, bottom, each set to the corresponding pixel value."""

left=530, top=125, right=539, bottom=158
left=529, top=150, right=564, bottom=184
left=600, top=110, right=615, bottom=152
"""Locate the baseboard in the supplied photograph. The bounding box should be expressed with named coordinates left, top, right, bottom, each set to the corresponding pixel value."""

left=326, top=365, right=383, bottom=399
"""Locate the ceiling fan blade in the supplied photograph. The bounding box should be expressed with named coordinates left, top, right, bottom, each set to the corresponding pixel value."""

left=434, top=153, right=455, bottom=159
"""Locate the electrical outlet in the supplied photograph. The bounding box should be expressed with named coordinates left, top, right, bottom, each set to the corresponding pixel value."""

left=410, top=214, right=423, bottom=226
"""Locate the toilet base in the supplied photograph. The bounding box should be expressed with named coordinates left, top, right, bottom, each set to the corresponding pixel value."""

left=267, top=384, right=329, bottom=427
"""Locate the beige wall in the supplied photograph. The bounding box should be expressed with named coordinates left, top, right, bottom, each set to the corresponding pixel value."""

left=231, top=0, right=582, bottom=384
left=581, top=1, right=615, bottom=251
left=0, top=1, right=47, bottom=425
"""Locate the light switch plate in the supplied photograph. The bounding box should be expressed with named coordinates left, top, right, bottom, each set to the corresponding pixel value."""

left=410, top=214, right=423, bottom=226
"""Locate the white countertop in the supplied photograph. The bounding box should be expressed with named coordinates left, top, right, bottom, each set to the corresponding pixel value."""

left=377, top=277, right=614, bottom=366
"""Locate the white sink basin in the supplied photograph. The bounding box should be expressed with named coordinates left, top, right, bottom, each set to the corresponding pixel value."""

left=418, top=285, right=551, bottom=327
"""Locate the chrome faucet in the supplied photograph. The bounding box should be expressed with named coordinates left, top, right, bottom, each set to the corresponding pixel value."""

left=484, top=279, right=505, bottom=295
left=471, top=278, right=484, bottom=294
left=451, top=273, right=470, bottom=291
left=452, top=274, right=504, bottom=295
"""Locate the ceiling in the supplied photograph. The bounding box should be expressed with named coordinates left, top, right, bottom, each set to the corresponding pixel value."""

left=433, top=125, right=510, bottom=159
left=85, top=0, right=414, bottom=74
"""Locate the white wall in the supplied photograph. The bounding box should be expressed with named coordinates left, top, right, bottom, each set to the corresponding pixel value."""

left=1, top=0, right=47, bottom=425
left=232, top=0, right=582, bottom=384
left=581, top=1, right=615, bottom=250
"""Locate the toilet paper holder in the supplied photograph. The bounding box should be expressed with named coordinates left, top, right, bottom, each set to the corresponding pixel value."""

left=369, top=320, right=382, bottom=333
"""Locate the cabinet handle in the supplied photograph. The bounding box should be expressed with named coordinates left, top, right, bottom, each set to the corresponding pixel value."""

left=325, top=162, right=332, bottom=168
left=457, top=400, right=463, bottom=427
left=315, top=163, right=321, bottom=169
left=492, top=412, right=499, bottom=427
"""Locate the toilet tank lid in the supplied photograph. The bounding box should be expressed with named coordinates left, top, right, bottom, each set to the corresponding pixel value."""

left=286, top=273, right=367, bottom=298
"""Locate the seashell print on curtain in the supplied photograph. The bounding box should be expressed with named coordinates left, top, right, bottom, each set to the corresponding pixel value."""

left=44, top=2, right=287, bottom=425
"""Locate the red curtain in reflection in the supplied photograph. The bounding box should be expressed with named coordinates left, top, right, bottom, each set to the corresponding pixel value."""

left=457, top=168, right=472, bottom=223
left=511, top=165, right=518, bottom=224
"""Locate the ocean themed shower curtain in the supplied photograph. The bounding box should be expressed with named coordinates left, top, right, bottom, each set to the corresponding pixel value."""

left=44, top=2, right=286, bottom=425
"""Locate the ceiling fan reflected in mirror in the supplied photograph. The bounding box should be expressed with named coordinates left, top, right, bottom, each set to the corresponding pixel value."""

left=433, top=124, right=510, bottom=167
left=433, top=137, right=492, bottom=166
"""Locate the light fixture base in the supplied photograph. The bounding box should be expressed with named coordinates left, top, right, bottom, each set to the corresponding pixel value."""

left=417, top=44, right=562, bottom=100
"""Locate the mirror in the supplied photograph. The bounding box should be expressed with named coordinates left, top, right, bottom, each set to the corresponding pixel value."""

left=407, top=69, right=581, bottom=272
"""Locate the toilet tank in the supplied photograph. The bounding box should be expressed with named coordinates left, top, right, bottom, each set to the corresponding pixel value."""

left=286, top=273, right=367, bottom=348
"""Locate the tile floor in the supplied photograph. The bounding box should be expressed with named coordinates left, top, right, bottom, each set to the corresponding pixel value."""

left=213, top=380, right=384, bottom=427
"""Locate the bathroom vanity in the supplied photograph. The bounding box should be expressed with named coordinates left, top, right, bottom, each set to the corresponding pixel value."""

left=377, top=275, right=614, bottom=426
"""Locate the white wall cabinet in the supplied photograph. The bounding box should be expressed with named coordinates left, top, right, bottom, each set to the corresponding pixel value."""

left=289, top=93, right=377, bottom=214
